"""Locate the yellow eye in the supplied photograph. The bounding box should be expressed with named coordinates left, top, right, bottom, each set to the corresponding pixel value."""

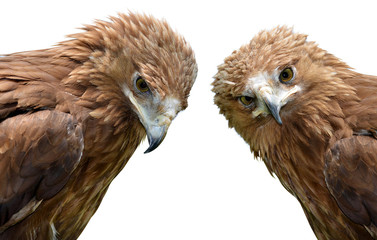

left=239, top=96, right=254, bottom=107
left=135, top=76, right=150, bottom=93
left=279, top=67, right=294, bottom=83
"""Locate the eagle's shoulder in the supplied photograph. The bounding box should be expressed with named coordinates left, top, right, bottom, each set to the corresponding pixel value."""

left=0, top=110, right=84, bottom=233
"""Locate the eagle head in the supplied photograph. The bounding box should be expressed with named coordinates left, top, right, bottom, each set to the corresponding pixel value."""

left=212, top=26, right=356, bottom=152
left=64, top=13, right=198, bottom=153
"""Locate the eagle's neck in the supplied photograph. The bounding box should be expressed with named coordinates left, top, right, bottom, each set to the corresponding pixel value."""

left=49, top=62, right=147, bottom=238
left=253, top=88, right=365, bottom=239
left=51, top=93, right=146, bottom=239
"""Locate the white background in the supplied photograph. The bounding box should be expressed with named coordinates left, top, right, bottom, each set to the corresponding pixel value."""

left=1, top=1, right=377, bottom=239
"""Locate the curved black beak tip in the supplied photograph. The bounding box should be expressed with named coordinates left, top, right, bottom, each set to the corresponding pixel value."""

left=272, top=113, right=283, bottom=125
left=144, top=137, right=163, bottom=154
left=143, top=126, right=167, bottom=154
left=265, top=100, right=283, bottom=125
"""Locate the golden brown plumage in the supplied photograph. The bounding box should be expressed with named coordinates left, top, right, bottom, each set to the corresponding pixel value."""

left=0, top=12, right=197, bottom=239
left=212, top=26, right=377, bottom=239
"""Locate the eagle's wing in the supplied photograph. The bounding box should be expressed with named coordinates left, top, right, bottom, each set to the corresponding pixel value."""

left=0, top=110, right=84, bottom=233
left=325, top=135, right=377, bottom=227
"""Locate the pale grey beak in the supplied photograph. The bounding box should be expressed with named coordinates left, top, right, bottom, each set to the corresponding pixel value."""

left=129, top=95, right=180, bottom=154
left=144, top=125, right=167, bottom=153
left=249, top=74, right=300, bottom=125
left=264, top=98, right=283, bottom=125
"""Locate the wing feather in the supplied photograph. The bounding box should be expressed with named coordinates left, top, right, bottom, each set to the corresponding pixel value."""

left=0, top=51, right=79, bottom=121
left=0, top=50, right=76, bottom=82
left=325, top=136, right=377, bottom=228
left=0, top=110, right=84, bottom=232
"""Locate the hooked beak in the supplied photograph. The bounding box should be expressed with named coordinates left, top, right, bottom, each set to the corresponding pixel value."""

left=248, top=71, right=301, bottom=126
left=141, top=111, right=175, bottom=154
left=122, top=82, right=181, bottom=154
left=262, top=95, right=283, bottom=125
left=126, top=91, right=180, bottom=153
left=258, top=84, right=300, bottom=125
left=144, top=124, right=168, bottom=153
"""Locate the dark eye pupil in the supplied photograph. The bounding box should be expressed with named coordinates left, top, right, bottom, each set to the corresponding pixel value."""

left=282, top=72, right=289, bottom=79
left=279, top=68, right=294, bottom=83
left=139, top=80, right=147, bottom=89
left=244, top=96, right=252, bottom=101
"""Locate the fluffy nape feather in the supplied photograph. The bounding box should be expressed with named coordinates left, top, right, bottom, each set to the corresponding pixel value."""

left=213, top=26, right=377, bottom=239
left=0, top=12, right=197, bottom=239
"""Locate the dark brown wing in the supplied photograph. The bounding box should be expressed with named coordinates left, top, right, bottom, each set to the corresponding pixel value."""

left=325, top=136, right=377, bottom=228
left=0, top=50, right=77, bottom=82
left=0, top=50, right=80, bottom=120
left=0, top=110, right=84, bottom=233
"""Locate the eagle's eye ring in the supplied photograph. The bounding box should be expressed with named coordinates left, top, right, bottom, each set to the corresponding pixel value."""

left=135, top=76, right=150, bottom=93
left=279, top=67, right=294, bottom=83
left=239, top=96, right=255, bottom=108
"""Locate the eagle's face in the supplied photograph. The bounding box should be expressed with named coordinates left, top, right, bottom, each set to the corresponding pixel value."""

left=121, top=29, right=197, bottom=153
left=88, top=13, right=198, bottom=153
left=236, top=66, right=301, bottom=125
left=121, top=69, right=190, bottom=153
left=212, top=26, right=345, bottom=150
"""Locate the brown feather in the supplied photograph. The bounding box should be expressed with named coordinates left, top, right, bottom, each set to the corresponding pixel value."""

left=325, top=136, right=377, bottom=238
left=0, top=12, right=197, bottom=239
left=213, top=26, right=377, bottom=239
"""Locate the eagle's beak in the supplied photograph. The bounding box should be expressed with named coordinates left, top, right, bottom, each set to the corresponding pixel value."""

left=144, top=121, right=169, bottom=153
left=249, top=73, right=301, bottom=125
left=128, top=93, right=180, bottom=154
left=262, top=94, right=283, bottom=125
left=142, top=110, right=176, bottom=153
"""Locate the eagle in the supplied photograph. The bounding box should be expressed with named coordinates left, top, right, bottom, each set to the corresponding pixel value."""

left=0, top=12, right=197, bottom=239
left=212, top=26, right=377, bottom=239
